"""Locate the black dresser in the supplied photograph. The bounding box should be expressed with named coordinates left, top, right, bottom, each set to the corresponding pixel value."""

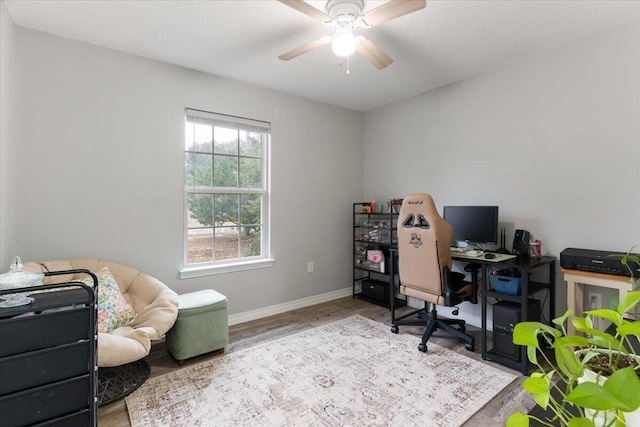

left=0, top=272, right=97, bottom=427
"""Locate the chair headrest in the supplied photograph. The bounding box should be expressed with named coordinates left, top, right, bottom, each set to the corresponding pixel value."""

left=399, top=193, right=440, bottom=229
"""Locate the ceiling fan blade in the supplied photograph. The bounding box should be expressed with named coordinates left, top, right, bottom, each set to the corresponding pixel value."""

left=360, top=0, right=426, bottom=27
left=278, top=36, right=332, bottom=61
left=278, top=0, right=331, bottom=23
left=356, top=38, right=393, bottom=70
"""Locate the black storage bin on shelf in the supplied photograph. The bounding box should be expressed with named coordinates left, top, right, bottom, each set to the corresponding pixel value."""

left=0, top=307, right=90, bottom=357
left=0, top=375, right=92, bottom=426
left=361, top=279, right=389, bottom=304
left=491, top=275, right=522, bottom=296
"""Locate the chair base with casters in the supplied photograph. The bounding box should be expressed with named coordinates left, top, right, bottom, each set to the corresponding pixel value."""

left=391, top=303, right=475, bottom=353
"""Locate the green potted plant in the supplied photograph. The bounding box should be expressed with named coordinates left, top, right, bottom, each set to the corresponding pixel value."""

left=507, top=289, right=640, bottom=427
left=508, top=246, right=640, bottom=427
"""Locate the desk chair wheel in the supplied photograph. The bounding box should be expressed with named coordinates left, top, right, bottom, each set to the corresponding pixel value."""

left=418, top=343, right=427, bottom=352
left=390, top=325, right=399, bottom=334
left=465, top=343, right=474, bottom=352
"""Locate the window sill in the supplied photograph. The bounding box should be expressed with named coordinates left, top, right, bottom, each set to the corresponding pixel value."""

left=179, top=258, right=275, bottom=279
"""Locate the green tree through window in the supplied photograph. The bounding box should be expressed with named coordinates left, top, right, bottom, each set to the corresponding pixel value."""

left=185, top=109, right=270, bottom=266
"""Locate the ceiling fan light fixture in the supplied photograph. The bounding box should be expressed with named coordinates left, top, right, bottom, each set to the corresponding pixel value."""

left=332, top=31, right=356, bottom=57
left=277, top=0, right=426, bottom=69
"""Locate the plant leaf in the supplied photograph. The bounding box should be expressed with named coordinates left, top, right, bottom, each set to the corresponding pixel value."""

left=523, top=375, right=552, bottom=410
left=617, top=322, right=640, bottom=338
left=587, top=335, right=622, bottom=351
left=513, top=322, right=560, bottom=347
left=567, top=418, right=595, bottom=427
left=567, top=367, right=640, bottom=412
left=523, top=375, right=550, bottom=394
left=572, top=317, right=622, bottom=349
left=618, top=290, right=640, bottom=315
left=565, top=382, right=623, bottom=410
left=603, top=366, right=640, bottom=411
left=583, top=309, right=623, bottom=327
left=625, top=254, right=640, bottom=264
left=579, top=350, right=600, bottom=366
left=556, top=335, right=590, bottom=348
left=527, top=344, right=538, bottom=365
left=532, top=391, right=550, bottom=410
left=554, top=341, right=583, bottom=379
left=506, top=412, right=529, bottom=427
left=572, top=316, right=590, bottom=331
left=553, top=309, right=574, bottom=327
left=582, top=329, right=624, bottom=351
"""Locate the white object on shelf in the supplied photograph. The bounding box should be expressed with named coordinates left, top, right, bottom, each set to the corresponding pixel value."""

left=0, top=256, right=44, bottom=307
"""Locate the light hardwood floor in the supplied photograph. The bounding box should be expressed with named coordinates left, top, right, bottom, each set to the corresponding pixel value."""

left=98, top=297, right=535, bottom=426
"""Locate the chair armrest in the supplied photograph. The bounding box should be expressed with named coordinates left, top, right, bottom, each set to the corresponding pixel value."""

left=443, top=265, right=455, bottom=306
left=463, top=263, right=481, bottom=304
left=444, top=266, right=476, bottom=306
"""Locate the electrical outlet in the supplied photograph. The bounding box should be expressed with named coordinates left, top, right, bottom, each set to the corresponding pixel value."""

left=307, top=261, right=314, bottom=273
left=588, top=292, right=602, bottom=331
left=588, top=292, right=602, bottom=311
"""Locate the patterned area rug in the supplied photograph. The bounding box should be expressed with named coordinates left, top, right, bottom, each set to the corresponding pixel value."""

left=126, top=315, right=516, bottom=426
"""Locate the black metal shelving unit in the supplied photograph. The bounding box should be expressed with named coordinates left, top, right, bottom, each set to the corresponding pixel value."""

left=352, top=202, right=405, bottom=309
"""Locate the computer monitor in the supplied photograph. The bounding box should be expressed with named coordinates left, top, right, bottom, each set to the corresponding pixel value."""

left=443, top=206, right=499, bottom=246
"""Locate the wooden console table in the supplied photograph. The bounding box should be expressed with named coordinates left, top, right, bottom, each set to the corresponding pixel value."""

left=563, top=268, right=633, bottom=334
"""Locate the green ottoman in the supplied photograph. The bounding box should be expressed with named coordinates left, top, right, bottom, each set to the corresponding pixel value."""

left=166, top=289, right=229, bottom=365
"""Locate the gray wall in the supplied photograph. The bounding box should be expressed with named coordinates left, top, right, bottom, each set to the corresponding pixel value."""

left=9, top=28, right=364, bottom=316
left=4, top=11, right=639, bottom=324
left=0, top=2, right=15, bottom=272
left=364, top=19, right=640, bottom=326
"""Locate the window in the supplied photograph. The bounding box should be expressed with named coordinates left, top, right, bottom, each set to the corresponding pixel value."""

left=182, top=108, right=271, bottom=277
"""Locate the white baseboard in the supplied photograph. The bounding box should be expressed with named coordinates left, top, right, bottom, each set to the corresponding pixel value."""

left=228, top=287, right=352, bottom=326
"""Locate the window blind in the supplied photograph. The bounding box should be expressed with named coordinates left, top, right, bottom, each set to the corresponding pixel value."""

left=185, top=108, right=270, bottom=134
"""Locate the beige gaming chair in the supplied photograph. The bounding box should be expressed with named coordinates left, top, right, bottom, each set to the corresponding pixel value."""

left=391, top=193, right=475, bottom=352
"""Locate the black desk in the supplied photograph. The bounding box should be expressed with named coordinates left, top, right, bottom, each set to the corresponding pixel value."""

left=389, top=249, right=556, bottom=374
left=451, top=254, right=556, bottom=374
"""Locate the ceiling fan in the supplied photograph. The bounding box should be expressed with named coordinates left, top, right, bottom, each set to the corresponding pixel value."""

left=277, top=0, right=427, bottom=70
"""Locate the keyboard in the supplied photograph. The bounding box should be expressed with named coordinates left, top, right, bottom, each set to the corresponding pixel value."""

left=465, top=250, right=484, bottom=257
left=450, top=247, right=484, bottom=257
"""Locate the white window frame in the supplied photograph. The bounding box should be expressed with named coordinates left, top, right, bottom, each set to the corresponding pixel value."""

left=179, top=108, right=273, bottom=279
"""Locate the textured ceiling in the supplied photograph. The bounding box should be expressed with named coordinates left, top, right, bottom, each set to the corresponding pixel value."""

left=6, top=0, right=640, bottom=111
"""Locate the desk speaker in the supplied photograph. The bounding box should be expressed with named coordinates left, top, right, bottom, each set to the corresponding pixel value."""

left=512, top=229, right=530, bottom=256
